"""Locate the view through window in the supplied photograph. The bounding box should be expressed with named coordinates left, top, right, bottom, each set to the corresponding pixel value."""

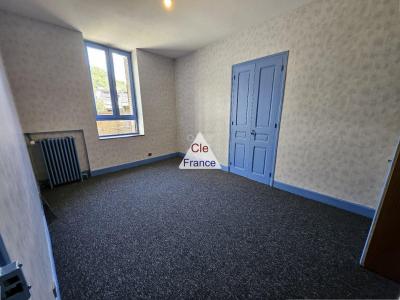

left=86, top=42, right=138, bottom=137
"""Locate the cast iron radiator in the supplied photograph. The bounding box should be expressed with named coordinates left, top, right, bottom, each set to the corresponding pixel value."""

left=39, top=137, right=82, bottom=188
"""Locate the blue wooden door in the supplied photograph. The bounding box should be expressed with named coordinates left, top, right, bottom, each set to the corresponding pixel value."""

left=229, top=62, right=255, bottom=178
left=229, top=52, right=288, bottom=185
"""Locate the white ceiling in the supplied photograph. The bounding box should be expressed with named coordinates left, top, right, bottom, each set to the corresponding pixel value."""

left=0, top=0, right=313, bottom=58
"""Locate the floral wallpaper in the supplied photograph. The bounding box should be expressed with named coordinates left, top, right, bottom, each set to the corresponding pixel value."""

left=0, top=11, right=178, bottom=172
left=175, top=0, right=400, bottom=208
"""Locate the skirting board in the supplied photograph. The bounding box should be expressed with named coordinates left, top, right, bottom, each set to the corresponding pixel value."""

left=92, top=153, right=369, bottom=218
left=177, top=152, right=229, bottom=172
left=273, top=181, right=375, bottom=219
left=92, top=152, right=229, bottom=176
left=91, top=153, right=180, bottom=176
left=42, top=214, right=61, bottom=300
left=220, top=165, right=229, bottom=172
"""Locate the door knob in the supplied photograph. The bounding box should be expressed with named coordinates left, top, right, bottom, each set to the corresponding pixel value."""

left=250, top=130, right=256, bottom=135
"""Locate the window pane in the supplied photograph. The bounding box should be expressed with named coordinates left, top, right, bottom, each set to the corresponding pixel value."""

left=87, top=47, right=113, bottom=115
left=112, top=52, right=134, bottom=115
left=96, top=120, right=137, bottom=137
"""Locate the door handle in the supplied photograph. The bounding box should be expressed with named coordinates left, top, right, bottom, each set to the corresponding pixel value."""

left=250, top=130, right=256, bottom=135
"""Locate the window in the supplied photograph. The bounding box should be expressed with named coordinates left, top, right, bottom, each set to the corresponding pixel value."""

left=85, top=41, right=138, bottom=138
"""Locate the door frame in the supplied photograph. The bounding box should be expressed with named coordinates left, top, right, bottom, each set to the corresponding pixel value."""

left=228, top=51, right=289, bottom=186
left=360, top=137, right=400, bottom=268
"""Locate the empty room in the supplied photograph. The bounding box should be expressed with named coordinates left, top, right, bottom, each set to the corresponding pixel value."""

left=0, top=0, right=399, bottom=299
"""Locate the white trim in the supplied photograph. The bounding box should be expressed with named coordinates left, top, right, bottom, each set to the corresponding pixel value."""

left=99, top=133, right=145, bottom=140
left=132, top=50, right=145, bottom=135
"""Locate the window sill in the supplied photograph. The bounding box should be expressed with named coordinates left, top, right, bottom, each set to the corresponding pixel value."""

left=98, top=133, right=144, bottom=140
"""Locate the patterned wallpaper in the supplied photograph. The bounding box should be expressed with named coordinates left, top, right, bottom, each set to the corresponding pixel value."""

left=0, top=11, right=177, bottom=172
left=175, top=0, right=400, bottom=208
left=0, top=1, right=399, bottom=209
left=0, top=54, right=55, bottom=300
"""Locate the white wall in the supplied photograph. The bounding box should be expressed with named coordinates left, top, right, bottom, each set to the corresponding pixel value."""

left=175, top=0, right=400, bottom=208
left=0, top=10, right=177, bottom=172
left=0, top=53, right=56, bottom=299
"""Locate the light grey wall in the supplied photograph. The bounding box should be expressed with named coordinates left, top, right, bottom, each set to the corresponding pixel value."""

left=0, top=53, right=56, bottom=299
left=0, top=10, right=177, bottom=173
left=175, top=0, right=400, bottom=208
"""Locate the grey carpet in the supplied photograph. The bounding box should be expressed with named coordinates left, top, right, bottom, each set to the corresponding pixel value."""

left=43, top=158, right=400, bottom=299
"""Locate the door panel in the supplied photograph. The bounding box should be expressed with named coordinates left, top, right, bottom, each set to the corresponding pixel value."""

left=255, top=66, right=275, bottom=128
left=234, top=143, right=246, bottom=169
left=252, top=147, right=266, bottom=175
left=229, top=63, right=255, bottom=177
left=248, top=55, right=285, bottom=184
left=236, top=71, right=251, bottom=125
left=229, top=52, right=288, bottom=185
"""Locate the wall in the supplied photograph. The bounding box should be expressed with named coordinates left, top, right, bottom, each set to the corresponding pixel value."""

left=175, top=0, right=400, bottom=208
left=0, top=53, right=56, bottom=299
left=0, top=10, right=177, bottom=173
left=1, top=1, right=399, bottom=209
